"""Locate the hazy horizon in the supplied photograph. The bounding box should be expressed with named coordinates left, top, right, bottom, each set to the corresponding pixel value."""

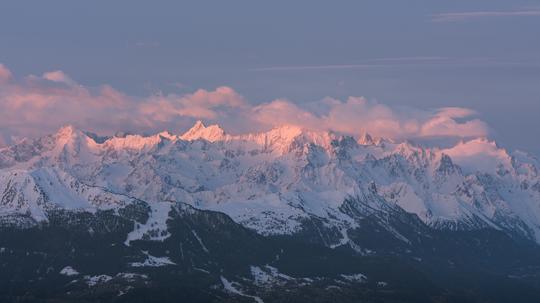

left=1, top=0, right=539, bottom=154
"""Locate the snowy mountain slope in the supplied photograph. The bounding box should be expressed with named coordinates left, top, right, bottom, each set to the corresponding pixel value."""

left=2, top=121, right=540, bottom=244
left=0, top=166, right=137, bottom=227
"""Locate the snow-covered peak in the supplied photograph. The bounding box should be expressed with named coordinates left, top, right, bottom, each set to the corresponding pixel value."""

left=237, top=124, right=338, bottom=154
left=358, top=132, right=374, bottom=145
left=264, top=124, right=304, bottom=140
left=104, top=133, right=168, bottom=151
left=54, top=125, right=89, bottom=145
left=256, top=125, right=305, bottom=151
left=180, top=120, right=227, bottom=142
left=2, top=122, right=540, bottom=245
left=55, top=125, right=77, bottom=137
left=50, top=125, right=100, bottom=161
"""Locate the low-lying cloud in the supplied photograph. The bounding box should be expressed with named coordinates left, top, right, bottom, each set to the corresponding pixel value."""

left=250, top=98, right=488, bottom=140
left=0, top=64, right=489, bottom=146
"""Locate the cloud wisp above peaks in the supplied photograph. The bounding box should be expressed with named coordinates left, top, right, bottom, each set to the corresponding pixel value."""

left=248, top=56, right=523, bottom=72
left=251, top=64, right=374, bottom=72
left=250, top=98, right=488, bottom=141
left=432, top=9, right=540, bottom=22
left=250, top=57, right=452, bottom=72
left=140, top=86, right=248, bottom=121
left=0, top=64, right=489, bottom=146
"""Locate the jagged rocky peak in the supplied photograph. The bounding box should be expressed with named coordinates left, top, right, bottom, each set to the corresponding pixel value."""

left=358, top=131, right=374, bottom=145
left=157, top=131, right=176, bottom=140
left=436, top=153, right=460, bottom=175
left=358, top=131, right=388, bottom=146
left=331, top=135, right=358, bottom=155
left=394, top=141, right=423, bottom=158
left=180, top=120, right=227, bottom=142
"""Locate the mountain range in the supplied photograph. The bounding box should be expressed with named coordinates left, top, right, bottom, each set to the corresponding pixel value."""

left=2, top=121, right=540, bottom=302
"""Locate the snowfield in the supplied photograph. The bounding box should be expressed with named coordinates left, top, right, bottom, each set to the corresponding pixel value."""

left=2, top=121, right=540, bottom=244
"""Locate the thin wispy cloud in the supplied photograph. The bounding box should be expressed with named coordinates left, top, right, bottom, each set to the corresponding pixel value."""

left=250, top=57, right=451, bottom=72
left=126, top=40, right=160, bottom=49
left=248, top=56, right=525, bottom=72
left=365, top=56, right=449, bottom=63
left=251, top=64, right=373, bottom=72
left=432, top=9, right=540, bottom=22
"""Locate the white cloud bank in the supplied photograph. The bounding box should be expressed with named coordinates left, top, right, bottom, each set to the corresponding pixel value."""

left=0, top=64, right=489, bottom=146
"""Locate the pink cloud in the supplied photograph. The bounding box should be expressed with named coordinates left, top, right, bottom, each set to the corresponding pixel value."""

left=420, top=114, right=488, bottom=139
left=442, top=138, right=511, bottom=174
left=42, top=70, right=77, bottom=86
left=0, top=64, right=12, bottom=83
left=140, top=86, right=247, bottom=121
left=0, top=64, right=490, bottom=146
left=251, top=99, right=321, bottom=129
left=436, top=107, right=477, bottom=118
left=321, top=97, right=419, bottom=138
left=250, top=97, right=487, bottom=140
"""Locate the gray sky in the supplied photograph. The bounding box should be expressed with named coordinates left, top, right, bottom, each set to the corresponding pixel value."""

left=1, top=0, right=539, bottom=153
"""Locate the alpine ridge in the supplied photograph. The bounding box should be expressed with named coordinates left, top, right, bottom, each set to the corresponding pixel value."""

left=2, top=121, right=540, bottom=302
left=2, top=121, right=540, bottom=242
